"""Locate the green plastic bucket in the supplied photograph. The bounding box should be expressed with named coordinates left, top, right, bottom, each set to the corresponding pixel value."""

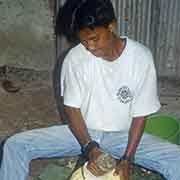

left=145, top=115, right=180, bottom=144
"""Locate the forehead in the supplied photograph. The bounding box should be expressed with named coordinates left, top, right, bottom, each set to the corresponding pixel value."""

left=79, top=26, right=109, bottom=39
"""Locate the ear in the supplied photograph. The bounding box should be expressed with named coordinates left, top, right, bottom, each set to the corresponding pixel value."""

left=108, top=21, right=117, bottom=33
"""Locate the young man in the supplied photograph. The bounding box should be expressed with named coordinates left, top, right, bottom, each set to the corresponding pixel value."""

left=0, top=0, right=180, bottom=180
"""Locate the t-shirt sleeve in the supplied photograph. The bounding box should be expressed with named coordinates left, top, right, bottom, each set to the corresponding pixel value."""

left=61, top=60, right=84, bottom=108
left=132, top=53, right=161, bottom=117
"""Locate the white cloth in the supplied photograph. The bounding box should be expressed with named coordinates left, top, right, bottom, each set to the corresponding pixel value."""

left=70, top=162, right=121, bottom=180
left=61, top=37, right=161, bottom=131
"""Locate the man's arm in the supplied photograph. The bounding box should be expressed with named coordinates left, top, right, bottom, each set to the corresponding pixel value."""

left=64, top=105, right=106, bottom=176
left=114, top=117, right=146, bottom=179
left=64, top=105, right=91, bottom=145
left=124, top=116, right=146, bottom=158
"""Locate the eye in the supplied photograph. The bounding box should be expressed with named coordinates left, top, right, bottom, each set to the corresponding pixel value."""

left=81, top=40, right=87, bottom=44
left=92, top=36, right=99, bottom=42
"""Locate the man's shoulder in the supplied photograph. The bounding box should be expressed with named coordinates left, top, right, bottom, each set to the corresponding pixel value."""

left=62, top=43, right=92, bottom=72
left=65, top=43, right=87, bottom=60
left=127, top=38, right=152, bottom=56
left=126, top=37, right=153, bottom=66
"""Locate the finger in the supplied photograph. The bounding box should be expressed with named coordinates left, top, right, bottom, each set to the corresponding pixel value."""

left=113, top=162, right=123, bottom=176
left=119, top=171, right=124, bottom=179
left=122, top=167, right=130, bottom=180
left=87, top=162, right=106, bottom=176
left=89, top=162, right=106, bottom=176
left=114, top=161, right=130, bottom=178
left=123, top=170, right=130, bottom=180
left=87, top=163, right=101, bottom=176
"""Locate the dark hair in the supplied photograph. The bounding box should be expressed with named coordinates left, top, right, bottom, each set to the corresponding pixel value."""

left=56, top=0, right=116, bottom=42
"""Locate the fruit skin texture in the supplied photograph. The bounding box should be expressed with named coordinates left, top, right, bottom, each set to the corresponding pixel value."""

left=70, top=163, right=123, bottom=180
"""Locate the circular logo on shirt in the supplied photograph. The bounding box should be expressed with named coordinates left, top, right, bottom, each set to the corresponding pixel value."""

left=116, top=86, right=133, bottom=104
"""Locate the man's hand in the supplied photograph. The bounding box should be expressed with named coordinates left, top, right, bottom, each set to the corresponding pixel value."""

left=114, top=159, right=132, bottom=180
left=86, top=147, right=106, bottom=176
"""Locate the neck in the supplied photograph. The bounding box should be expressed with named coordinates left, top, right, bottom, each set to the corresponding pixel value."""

left=104, top=36, right=125, bottom=61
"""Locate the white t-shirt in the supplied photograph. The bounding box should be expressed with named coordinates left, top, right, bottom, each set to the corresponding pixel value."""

left=61, top=37, right=161, bottom=131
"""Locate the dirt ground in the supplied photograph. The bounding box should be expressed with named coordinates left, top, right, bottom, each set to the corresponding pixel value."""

left=0, top=67, right=180, bottom=180
left=0, top=67, right=62, bottom=179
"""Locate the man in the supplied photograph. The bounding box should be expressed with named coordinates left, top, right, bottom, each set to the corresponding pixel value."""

left=0, top=0, right=180, bottom=180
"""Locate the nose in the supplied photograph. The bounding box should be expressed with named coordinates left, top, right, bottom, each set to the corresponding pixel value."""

left=86, top=40, right=96, bottom=51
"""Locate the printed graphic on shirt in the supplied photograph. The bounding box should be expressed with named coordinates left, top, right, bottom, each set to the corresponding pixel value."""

left=116, top=86, right=133, bottom=104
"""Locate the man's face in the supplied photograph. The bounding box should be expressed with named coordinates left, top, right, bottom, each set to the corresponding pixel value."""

left=78, top=25, right=114, bottom=59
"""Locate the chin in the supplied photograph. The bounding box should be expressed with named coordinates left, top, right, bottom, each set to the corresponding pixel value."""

left=91, top=51, right=104, bottom=58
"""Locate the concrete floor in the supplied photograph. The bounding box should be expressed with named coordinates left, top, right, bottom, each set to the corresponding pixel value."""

left=0, top=67, right=180, bottom=179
